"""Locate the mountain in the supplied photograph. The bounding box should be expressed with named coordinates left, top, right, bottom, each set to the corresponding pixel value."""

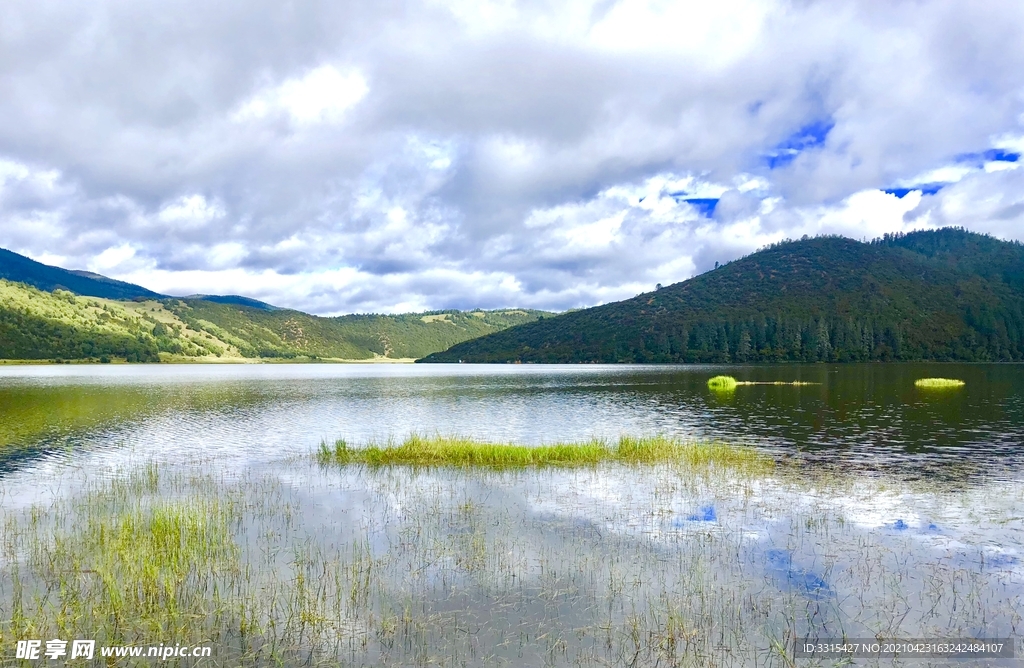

left=186, top=294, right=281, bottom=310
left=0, top=278, right=550, bottom=362
left=0, top=247, right=164, bottom=300
left=0, top=246, right=553, bottom=362
left=419, top=228, right=1024, bottom=364
left=163, top=298, right=550, bottom=360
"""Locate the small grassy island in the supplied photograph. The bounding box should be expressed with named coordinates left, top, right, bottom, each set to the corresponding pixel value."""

left=706, top=375, right=816, bottom=391
left=316, top=434, right=771, bottom=471
left=707, top=375, right=740, bottom=391
left=914, top=377, right=966, bottom=389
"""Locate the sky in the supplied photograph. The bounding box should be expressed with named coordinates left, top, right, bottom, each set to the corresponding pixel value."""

left=1, top=0, right=1024, bottom=315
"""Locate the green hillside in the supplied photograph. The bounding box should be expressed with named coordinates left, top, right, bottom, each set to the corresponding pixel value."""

left=419, top=228, right=1024, bottom=364
left=165, top=299, right=550, bottom=360
left=0, top=279, right=550, bottom=362
left=0, top=282, right=165, bottom=362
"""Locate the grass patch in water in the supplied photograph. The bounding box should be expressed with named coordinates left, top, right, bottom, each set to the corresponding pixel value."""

left=707, top=375, right=816, bottom=392
left=915, top=377, right=966, bottom=389
left=707, top=375, right=739, bottom=391
left=1, top=468, right=241, bottom=651
left=316, top=434, right=771, bottom=471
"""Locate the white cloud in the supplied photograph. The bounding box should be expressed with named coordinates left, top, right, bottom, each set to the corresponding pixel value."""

left=233, top=65, right=368, bottom=125
left=157, top=195, right=225, bottom=229
left=587, top=0, right=771, bottom=67
left=1, top=0, right=1024, bottom=314
left=90, top=244, right=138, bottom=272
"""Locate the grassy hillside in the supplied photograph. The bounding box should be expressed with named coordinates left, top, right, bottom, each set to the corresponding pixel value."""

left=0, top=281, right=242, bottom=362
left=165, top=299, right=549, bottom=360
left=0, top=279, right=550, bottom=362
left=420, top=228, right=1024, bottom=364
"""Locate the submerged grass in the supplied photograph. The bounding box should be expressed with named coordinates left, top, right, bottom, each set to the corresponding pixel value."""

left=915, top=377, right=966, bottom=389
left=1, top=466, right=244, bottom=655
left=316, top=434, right=772, bottom=472
left=3, top=453, right=1021, bottom=666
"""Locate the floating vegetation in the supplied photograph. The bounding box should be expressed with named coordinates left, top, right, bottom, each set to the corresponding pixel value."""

left=707, top=375, right=816, bottom=391
left=316, top=434, right=772, bottom=472
left=915, top=377, right=966, bottom=389
left=707, top=375, right=739, bottom=390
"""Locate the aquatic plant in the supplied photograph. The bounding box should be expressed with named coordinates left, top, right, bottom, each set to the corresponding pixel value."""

left=914, top=377, right=966, bottom=389
left=706, top=375, right=815, bottom=391
left=707, top=375, right=739, bottom=391
left=317, top=434, right=772, bottom=471
left=0, top=467, right=243, bottom=653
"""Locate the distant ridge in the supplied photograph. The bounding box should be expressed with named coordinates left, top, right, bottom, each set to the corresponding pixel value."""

left=0, top=247, right=284, bottom=310
left=186, top=294, right=281, bottom=310
left=420, top=228, right=1024, bottom=364
left=0, top=247, right=164, bottom=300
left=0, top=245, right=554, bottom=361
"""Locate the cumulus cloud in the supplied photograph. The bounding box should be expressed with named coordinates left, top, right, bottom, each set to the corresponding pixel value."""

left=0, top=0, right=1023, bottom=313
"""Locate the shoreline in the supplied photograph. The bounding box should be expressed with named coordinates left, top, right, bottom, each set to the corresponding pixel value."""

left=0, top=356, right=419, bottom=365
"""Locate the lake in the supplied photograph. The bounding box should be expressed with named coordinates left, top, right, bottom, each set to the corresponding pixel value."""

left=1, top=363, right=1022, bottom=665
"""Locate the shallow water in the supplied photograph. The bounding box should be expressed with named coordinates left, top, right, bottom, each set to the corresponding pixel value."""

left=1, top=363, right=1023, bottom=665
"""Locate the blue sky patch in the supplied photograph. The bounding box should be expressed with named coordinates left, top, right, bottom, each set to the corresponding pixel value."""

left=680, top=198, right=719, bottom=217
left=884, top=183, right=945, bottom=198
left=983, top=148, right=1020, bottom=162
left=956, top=148, right=1021, bottom=165
left=765, top=119, right=835, bottom=169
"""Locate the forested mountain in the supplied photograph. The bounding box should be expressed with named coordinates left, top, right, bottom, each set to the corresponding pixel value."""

left=0, top=247, right=164, bottom=300
left=0, top=279, right=549, bottom=362
left=420, top=228, right=1024, bottom=364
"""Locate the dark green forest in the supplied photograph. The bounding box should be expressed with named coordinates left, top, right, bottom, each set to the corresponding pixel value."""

left=421, top=228, right=1024, bottom=364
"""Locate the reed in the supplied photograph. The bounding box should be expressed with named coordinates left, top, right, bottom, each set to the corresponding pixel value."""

left=914, top=377, right=965, bottom=388
left=0, top=470, right=242, bottom=652
left=317, top=434, right=772, bottom=471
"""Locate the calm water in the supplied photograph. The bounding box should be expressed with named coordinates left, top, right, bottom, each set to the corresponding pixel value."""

left=1, top=362, right=1022, bottom=478
left=2, top=363, right=1023, bottom=665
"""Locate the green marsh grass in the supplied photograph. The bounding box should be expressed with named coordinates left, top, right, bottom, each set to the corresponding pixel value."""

left=316, top=434, right=773, bottom=472
left=0, top=467, right=243, bottom=653
left=915, top=377, right=966, bottom=389
left=707, top=376, right=816, bottom=392
left=706, top=375, right=739, bottom=391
